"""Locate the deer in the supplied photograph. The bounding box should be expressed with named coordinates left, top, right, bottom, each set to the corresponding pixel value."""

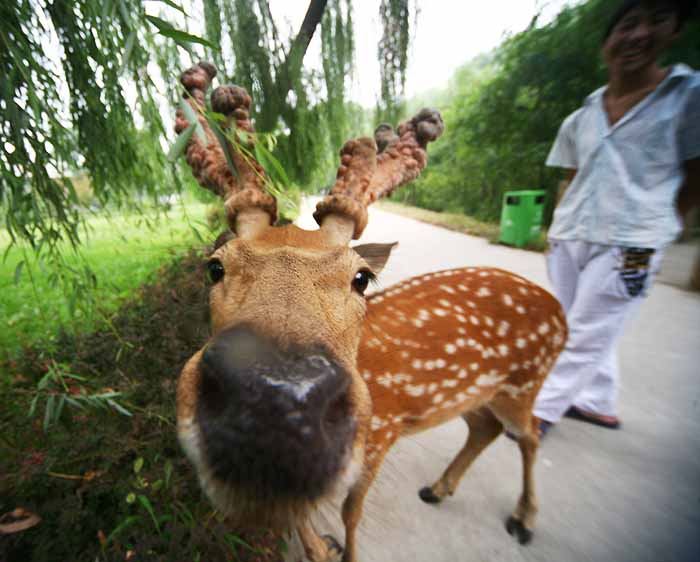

left=173, top=62, right=567, bottom=562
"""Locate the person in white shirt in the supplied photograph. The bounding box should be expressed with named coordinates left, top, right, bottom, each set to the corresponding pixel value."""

left=533, top=0, right=700, bottom=436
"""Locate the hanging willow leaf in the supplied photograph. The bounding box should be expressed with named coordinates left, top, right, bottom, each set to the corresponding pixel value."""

left=179, top=98, right=207, bottom=143
left=118, top=29, right=137, bottom=76
left=144, top=15, right=218, bottom=50
left=151, top=0, right=189, bottom=17
left=167, top=122, right=196, bottom=162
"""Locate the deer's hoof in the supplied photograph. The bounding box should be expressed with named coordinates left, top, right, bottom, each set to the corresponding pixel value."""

left=505, top=516, right=533, bottom=545
left=418, top=486, right=442, bottom=504
left=322, top=534, right=343, bottom=559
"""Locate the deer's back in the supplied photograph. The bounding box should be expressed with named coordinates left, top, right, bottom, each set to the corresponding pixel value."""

left=358, top=267, right=566, bottom=440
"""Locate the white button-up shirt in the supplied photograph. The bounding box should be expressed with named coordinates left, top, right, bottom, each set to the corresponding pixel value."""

left=547, top=64, right=700, bottom=249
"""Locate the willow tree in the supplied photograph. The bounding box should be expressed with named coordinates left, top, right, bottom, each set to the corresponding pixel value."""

left=0, top=0, right=414, bottom=255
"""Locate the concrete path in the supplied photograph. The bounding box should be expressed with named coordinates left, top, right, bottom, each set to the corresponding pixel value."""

left=295, top=201, right=700, bottom=562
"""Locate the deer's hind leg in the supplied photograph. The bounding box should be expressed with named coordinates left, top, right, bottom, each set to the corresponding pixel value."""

left=488, top=396, right=540, bottom=545
left=418, top=406, right=503, bottom=504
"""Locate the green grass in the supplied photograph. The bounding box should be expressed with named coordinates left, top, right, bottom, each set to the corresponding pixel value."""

left=0, top=202, right=212, bottom=360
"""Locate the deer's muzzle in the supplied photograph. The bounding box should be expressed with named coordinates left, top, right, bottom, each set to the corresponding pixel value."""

left=195, top=326, right=356, bottom=502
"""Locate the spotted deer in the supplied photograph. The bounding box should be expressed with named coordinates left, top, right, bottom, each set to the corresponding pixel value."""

left=174, top=62, right=567, bottom=562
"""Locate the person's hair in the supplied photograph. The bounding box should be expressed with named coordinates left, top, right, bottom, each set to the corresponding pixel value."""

left=603, top=0, right=698, bottom=42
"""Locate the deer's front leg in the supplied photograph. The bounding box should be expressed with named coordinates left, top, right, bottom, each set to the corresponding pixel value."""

left=340, top=447, right=387, bottom=562
left=298, top=519, right=343, bottom=562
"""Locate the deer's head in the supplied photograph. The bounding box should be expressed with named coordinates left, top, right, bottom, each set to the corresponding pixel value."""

left=175, top=62, right=443, bottom=529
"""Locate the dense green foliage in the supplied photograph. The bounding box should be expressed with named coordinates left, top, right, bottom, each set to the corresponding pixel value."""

left=0, top=0, right=411, bottom=254
left=404, top=0, right=700, bottom=224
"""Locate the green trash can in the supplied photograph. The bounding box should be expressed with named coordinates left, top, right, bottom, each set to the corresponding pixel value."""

left=499, top=190, right=546, bottom=248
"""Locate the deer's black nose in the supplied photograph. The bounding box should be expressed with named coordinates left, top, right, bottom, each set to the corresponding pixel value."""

left=196, top=326, right=355, bottom=500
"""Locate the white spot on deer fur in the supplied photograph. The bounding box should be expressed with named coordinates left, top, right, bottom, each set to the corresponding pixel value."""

left=433, top=393, right=445, bottom=404
left=458, top=369, right=468, bottom=379
left=470, top=362, right=479, bottom=371
left=485, top=316, right=494, bottom=327
left=470, top=315, right=480, bottom=325
left=412, top=319, right=424, bottom=328
left=428, top=383, right=438, bottom=394
left=457, top=327, right=467, bottom=335
left=425, top=360, right=436, bottom=370
left=467, top=386, right=481, bottom=395
left=510, top=363, right=520, bottom=372
left=438, top=299, right=451, bottom=308
left=479, top=271, right=490, bottom=277
left=440, top=285, right=456, bottom=294
left=503, top=294, right=514, bottom=306
left=400, top=351, right=410, bottom=359
left=458, top=284, right=468, bottom=292
left=497, top=321, right=510, bottom=337
left=538, top=322, right=550, bottom=335
left=498, top=344, right=509, bottom=356
left=529, top=333, right=538, bottom=342
left=467, top=301, right=477, bottom=308
left=435, top=359, right=447, bottom=368
left=456, top=338, right=466, bottom=347
left=373, top=296, right=384, bottom=304
left=404, top=384, right=425, bottom=397
left=456, top=314, right=467, bottom=323
left=516, top=305, right=526, bottom=314
left=456, top=392, right=467, bottom=402
left=482, top=330, right=492, bottom=339
left=433, top=308, right=448, bottom=317
left=442, top=379, right=458, bottom=388
left=449, top=364, right=459, bottom=371
left=411, top=359, right=423, bottom=370
left=476, top=287, right=491, bottom=297
left=371, top=416, right=384, bottom=431
left=477, top=373, right=506, bottom=387
left=445, top=344, right=457, bottom=354
left=518, top=286, right=530, bottom=296
left=516, top=338, right=527, bottom=349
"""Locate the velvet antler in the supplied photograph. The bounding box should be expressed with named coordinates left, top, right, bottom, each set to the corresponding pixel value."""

left=314, top=108, right=444, bottom=244
left=175, top=62, right=277, bottom=239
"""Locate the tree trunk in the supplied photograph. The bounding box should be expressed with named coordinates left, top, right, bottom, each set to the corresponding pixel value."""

left=278, top=0, right=328, bottom=101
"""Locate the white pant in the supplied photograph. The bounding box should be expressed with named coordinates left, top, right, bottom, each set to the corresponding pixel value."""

left=534, top=240, right=663, bottom=423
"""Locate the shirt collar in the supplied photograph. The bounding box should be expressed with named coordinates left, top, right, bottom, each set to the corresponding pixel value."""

left=583, top=64, right=693, bottom=107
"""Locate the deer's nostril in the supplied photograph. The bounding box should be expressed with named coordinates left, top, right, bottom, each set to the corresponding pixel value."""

left=323, top=390, right=351, bottom=431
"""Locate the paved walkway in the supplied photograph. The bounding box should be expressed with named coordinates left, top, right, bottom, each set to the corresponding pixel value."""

left=294, top=202, right=700, bottom=562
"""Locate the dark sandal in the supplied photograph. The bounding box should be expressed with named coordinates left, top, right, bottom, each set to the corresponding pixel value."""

left=565, top=406, right=621, bottom=429
left=505, top=418, right=552, bottom=441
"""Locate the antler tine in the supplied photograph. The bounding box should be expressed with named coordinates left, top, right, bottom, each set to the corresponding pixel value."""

left=175, top=62, right=277, bottom=239
left=314, top=108, right=444, bottom=244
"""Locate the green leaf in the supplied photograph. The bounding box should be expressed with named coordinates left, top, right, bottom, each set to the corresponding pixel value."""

left=164, top=460, right=173, bottom=488
left=118, top=29, right=137, bottom=76
left=55, top=395, right=66, bottom=424
left=133, top=457, right=144, bottom=474
left=205, top=114, right=238, bottom=178
left=107, top=399, right=133, bottom=417
left=137, top=494, right=160, bottom=533
left=13, top=260, right=25, bottom=284
left=145, top=15, right=217, bottom=49
left=152, top=0, right=188, bottom=17
left=167, top=122, right=196, bottom=162
left=106, top=515, right=142, bottom=544
left=28, top=394, right=40, bottom=418
left=126, top=492, right=136, bottom=504
left=43, top=394, right=55, bottom=431
left=179, top=98, right=207, bottom=143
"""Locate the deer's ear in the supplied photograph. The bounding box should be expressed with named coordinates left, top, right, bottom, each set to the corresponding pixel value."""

left=353, top=242, right=398, bottom=275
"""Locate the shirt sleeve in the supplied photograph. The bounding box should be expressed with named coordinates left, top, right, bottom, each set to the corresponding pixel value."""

left=546, top=110, right=580, bottom=169
left=678, top=76, right=700, bottom=161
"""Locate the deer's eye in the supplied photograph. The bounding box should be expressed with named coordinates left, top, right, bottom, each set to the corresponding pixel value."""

left=352, top=269, right=374, bottom=295
left=207, top=259, right=225, bottom=283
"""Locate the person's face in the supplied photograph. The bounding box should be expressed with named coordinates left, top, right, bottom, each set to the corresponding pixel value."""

left=602, top=2, right=681, bottom=74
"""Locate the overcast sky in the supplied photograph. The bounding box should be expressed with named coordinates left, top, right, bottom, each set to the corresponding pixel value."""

left=268, top=0, right=577, bottom=106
